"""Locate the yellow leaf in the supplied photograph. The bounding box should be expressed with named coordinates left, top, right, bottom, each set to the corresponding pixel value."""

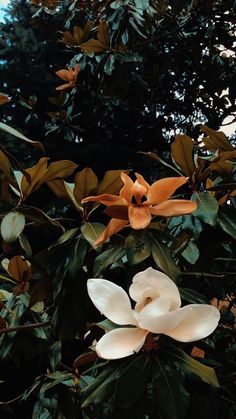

left=0, top=212, right=25, bottom=244
left=42, top=160, right=78, bottom=183
left=171, top=135, right=195, bottom=177
left=8, top=255, right=31, bottom=282
left=97, top=21, right=109, bottom=46
left=21, top=157, right=49, bottom=198
left=201, top=124, right=234, bottom=152
left=74, top=167, right=98, bottom=203
left=80, top=39, right=108, bottom=53
left=97, top=170, right=128, bottom=195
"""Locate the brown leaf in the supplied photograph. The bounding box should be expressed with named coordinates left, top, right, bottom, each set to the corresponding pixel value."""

left=42, top=160, right=78, bottom=183
left=29, top=278, right=53, bottom=308
left=97, top=170, right=128, bottom=195
left=74, top=167, right=98, bottom=204
left=73, top=351, right=98, bottom=369
left=97, top=21, right=109, bottom=46
left=201, top=124, right=234, bottom=152
left=80, top=39, right=108, bottom=53
left=171, top=135, right=195, bottom=177
left=21, top=157, right=49, bottom=198
left=0, top=93, right=9, bottom=106
left=8, top=255, right=32, bottom=282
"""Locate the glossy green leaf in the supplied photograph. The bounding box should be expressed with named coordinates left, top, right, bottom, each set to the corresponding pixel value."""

left=126, top=231, right=151, bottom=265
left=165, top=347, right=219, bottom=388
left=217, top=207, right=236, bottom=240
left=93, top=244, right=126, bottom=276
left=192, top=192, right=218, bottom=226
left=153, top=358, right=189, bottom=419
left=81, top=222, right=105, bottom=249
left=114, top=354, right=152, bottom=408
left=151, top=235, right=180, bottom=282
left=1, top=211, right=25, bottom=243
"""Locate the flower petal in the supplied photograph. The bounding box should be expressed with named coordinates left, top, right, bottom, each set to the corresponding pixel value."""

left=55, top=69, right=70, bottom=81
left=56, top=83, right=72, bottom=91
left=95, top=218, right=128, bottom=246
left=104, top=205, right=129, bottom=220
left=138, top=296, right=172, bottom=323
left=128, top=206, right=151, bottom=229
left=131, top=180, right=148, bottom=205
left=146, top=177, right=188, bottom=205
left=120, top=172, right=134, bottom=204
left=135, top=173, right=150, bottom=192
left=96, top=327, right=148, bottom=359
left=150, top=199, right=197, bottom=217
left=82, top=194, right=126, bottom=206
left=129, top=267, right=181, bottom=311
left=164, top=304, right=220, bottom=342
left=87, top=278, right=137, bottom=326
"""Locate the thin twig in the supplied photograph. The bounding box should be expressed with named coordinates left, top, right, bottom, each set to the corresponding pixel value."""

left=0, top=321, right=50, bottom=335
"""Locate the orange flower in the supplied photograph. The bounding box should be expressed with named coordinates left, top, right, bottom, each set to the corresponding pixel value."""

left=82, top=172, right=197, bottom=246
left=55, top=64, right=80, bottom=91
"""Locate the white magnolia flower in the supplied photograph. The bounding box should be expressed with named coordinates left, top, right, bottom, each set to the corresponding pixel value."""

left=87, top=267, right=220, bottom=360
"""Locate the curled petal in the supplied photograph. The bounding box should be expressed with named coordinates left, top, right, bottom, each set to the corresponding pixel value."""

left=129, top=267, right=181, bottom=311
left=120, top=172, right=134, bottom=204
left=87, top=279, right=137, bottom=326
left=137, top=296, right=172, bottom=321
left=165, top=304, right=220, bottom=342
left=96, top=327, right=148, bottom=359
left=128, top=206, right=151, bottom=229
left=131, top=181, right=148, bottom=205
left=146, top=177, right=188, bottom=205
left=95, top=218, right=128, bottom=246
left=135, top=173, right=150, bottom=192
left=56, top=83, right=73, bottom=91
left=151, top=199, right=197, bottom=217
left=82, top=194, right=126, bottom=206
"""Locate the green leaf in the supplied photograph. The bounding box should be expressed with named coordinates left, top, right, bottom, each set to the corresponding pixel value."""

left=93, top=244, right=126, bottom=276
left=66, top=236, right=88, bottom=278
left=81, top=222, right=105, bottom=249
left=180, top=288, right=208, bottom=304
left=114, top=354, right=152, bottom=408
left=164, top=347, right=219, bottom=388
left=126, top=231, right=151, bottom=265
left=192, top=192, right=218, bottom=226
left=217, top=206, right=236, bottom=240
left=181, top=241, right=199, bottom=264
left=151, top=235, right=180, bottom=282
left=0, top=211, right=25, bottom=243
left=49, top=341, right=62, bottom=372
left=81, top=366, right=122, bottom=408
left=153, top=358, right=189, bottom=419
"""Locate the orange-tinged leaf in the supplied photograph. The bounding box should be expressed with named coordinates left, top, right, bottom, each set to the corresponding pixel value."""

left=200, top=124, right=234, bottom=151
left=209, top=160, right=233, bottom=174
left=8, top=255, right=32, bottom=282
left=47, top=179, right=69, bottom=200
left=1, top=212, right=25, bottom=243
left=97, top=21, right=109, bottom=46
left=219, top=150, right=236, bottom=161
left=0, top=150, right=17, bottom=186
left=74, top=167, right=98, bottom=203
left=0, top=93, right=9, bottom=106
left=73, top=26, right=84, bottom=44
left=171, top=135, right=195, bottom=177
left=80, top=39, right=108, bottom=53
left=97, top=170, right=128, bottom=195
left=42, top=160, right=78, bottom=183
left=21, top=157, right=49, bottom=198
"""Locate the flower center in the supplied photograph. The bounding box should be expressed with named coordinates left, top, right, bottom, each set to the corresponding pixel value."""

left=144, top=297, right=152, bottom=306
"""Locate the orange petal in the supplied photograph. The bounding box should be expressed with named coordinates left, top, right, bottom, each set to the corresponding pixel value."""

left=146, top=177, right=188, bottom=205
left=104, top=205, right=129, bottom=220
left=135, top=172, right=150, bottom=192
left=120, top=172, right=134, bottom=204
left=131, top=181, right=148, bottom=205
left=56, top=83, right=72, bottom=91
left=82, top=194, right=126, bottom=206
left=55, top=69, right=70, bottom=81
left=128, top=205, right=152, bottom=229
left=95, top=219, right=128, bottom=246
left=150, top=199, right=197, bottom=217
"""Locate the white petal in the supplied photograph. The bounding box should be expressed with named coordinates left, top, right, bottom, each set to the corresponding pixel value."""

left=138, top=296, right=172, bottom=324
left=138, top=300, right=185, bottom=333
left=165, top=304, right=220, bottom=342
left=96, top=327, right=148, bottom=359
left=87, top=278, right=137, bottom=326
left=129, top=267, right=181, bottom=311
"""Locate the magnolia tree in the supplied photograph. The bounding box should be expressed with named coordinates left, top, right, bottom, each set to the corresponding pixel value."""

left=0, top=1, right=236, bottom=419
